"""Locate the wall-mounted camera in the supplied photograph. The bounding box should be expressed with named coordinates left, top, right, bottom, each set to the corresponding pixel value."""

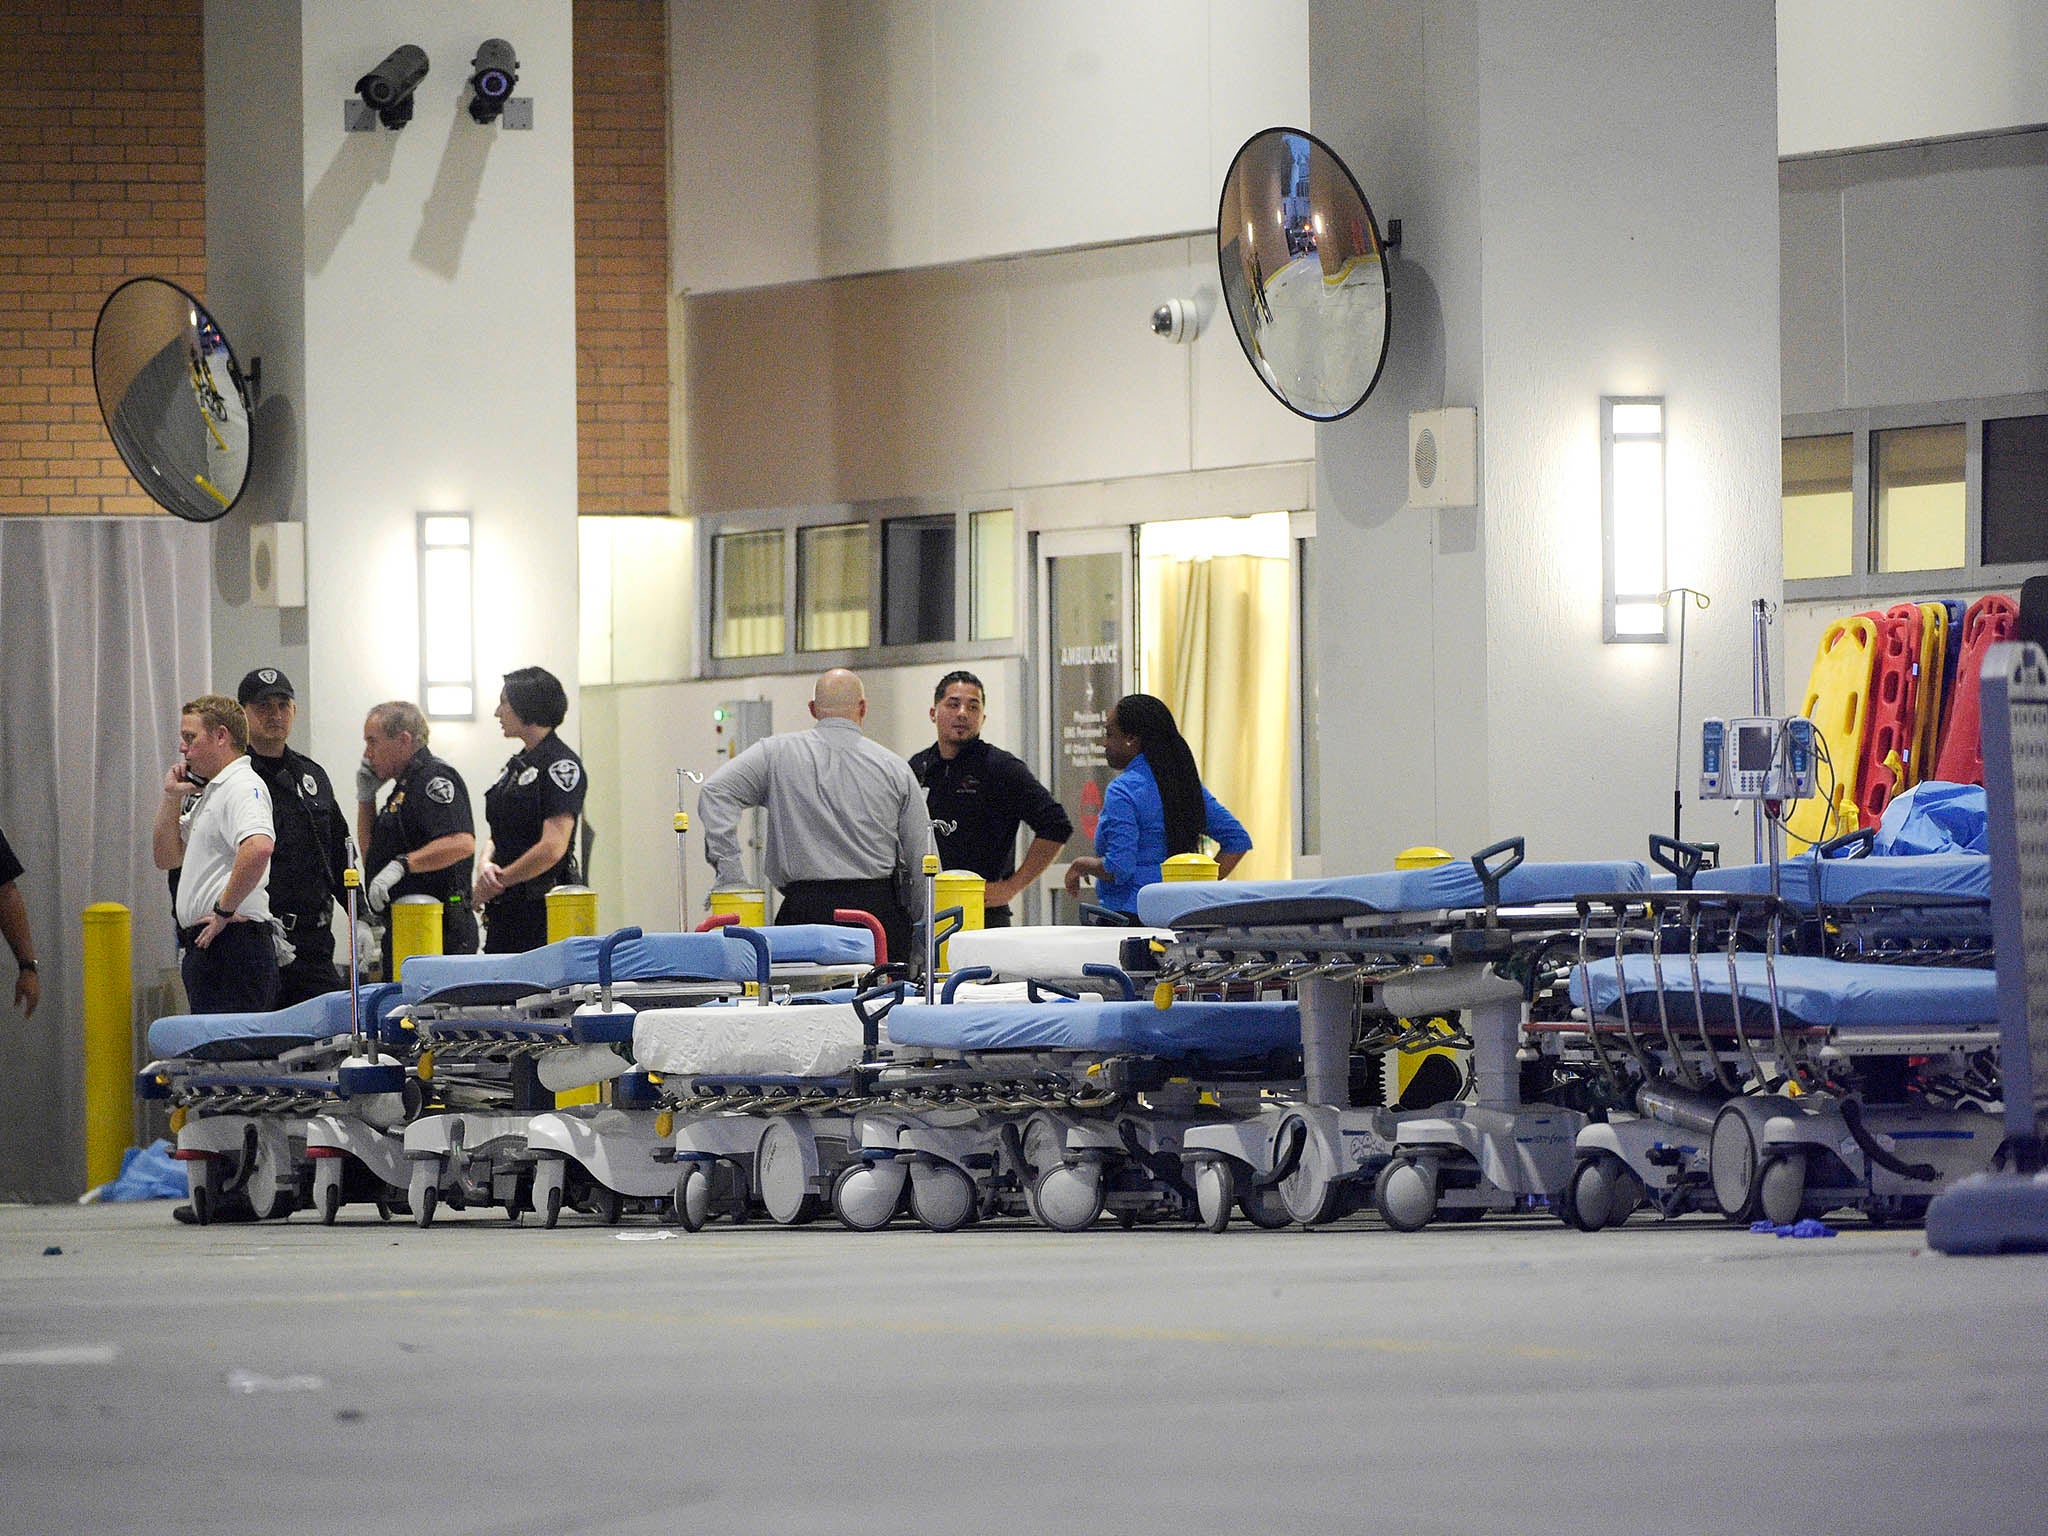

left=467, top=39, right=520, bottom=124
left=353, top=45, right=429, bottom=130
left=1150, top=298, right=1200, bottom=345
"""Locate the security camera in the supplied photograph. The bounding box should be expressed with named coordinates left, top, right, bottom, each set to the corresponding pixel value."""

left=355, top=45, right=429, bottom=129
left=1150, top=299, right=1198, bottom=344
left=467, top=38, right=520, bottom=124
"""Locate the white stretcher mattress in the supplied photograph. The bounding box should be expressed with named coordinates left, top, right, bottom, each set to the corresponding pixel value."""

left=147, top=984, right=403, bottom=1061
left=631, top=1000, right=888, bottom=1079
left=946, top=926, right=1171, bottom=979
left=1688, top=853, right=1990, bottom=906
left=1136, top=860, right=1651, bottom=928
left=887, top=999, right=1300, bottom=1057
left=1569, top=952, right=1998, bottom=1032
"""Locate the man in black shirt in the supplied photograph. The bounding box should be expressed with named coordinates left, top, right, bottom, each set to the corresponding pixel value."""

left=358, top=700, right=478, bottom=969
left=908, top=670, right=1073, bottom=927
left=238, top=668, right=352, bottom=1004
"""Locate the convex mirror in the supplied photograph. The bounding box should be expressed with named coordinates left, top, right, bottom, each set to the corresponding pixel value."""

left=1217, top=127, right=1391, bottom=421
left=92, top=277, right=254, bottom=522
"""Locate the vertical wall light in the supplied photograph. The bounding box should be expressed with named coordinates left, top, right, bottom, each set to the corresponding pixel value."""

left=418, top=512, right=474, bottom=718
left=1602, top=396, right=1668, bottom=643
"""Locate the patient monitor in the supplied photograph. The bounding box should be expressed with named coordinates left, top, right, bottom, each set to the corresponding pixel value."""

left=1699, top=716, right=1816, bottom=802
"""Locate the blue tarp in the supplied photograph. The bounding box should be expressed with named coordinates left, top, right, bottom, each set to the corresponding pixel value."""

left=95, top=1139, right=186, bottom=1201
left=1875, top=781, right=1989, bottom=856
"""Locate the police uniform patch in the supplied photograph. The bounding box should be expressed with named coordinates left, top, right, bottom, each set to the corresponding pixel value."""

left=301, top=772, right=319, bottom=799
left=548, top=759, right=582, bottom=792
left=425, top=776, right=456, bottom=804
left=518, top=766, right=538, bottom=787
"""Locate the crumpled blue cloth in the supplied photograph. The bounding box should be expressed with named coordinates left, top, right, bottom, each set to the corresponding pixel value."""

left=1750, top=1218, right=1837, bottom=1239
left=94, top=1139, right=188, bottom=1201
left=1874, top=781, right=1988, bottom=856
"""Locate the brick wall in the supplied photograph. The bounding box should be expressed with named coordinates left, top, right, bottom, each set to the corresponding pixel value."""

left=573, top=0, right=670, bottom=516
left=0, top=0, right=205, bottom=517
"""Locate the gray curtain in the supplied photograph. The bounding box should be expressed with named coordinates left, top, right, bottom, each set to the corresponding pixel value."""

left=0, top=518, right=211, bottom=1201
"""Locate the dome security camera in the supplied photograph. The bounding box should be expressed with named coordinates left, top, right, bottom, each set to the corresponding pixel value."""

left=1150, top=298, right=1198, bottom=344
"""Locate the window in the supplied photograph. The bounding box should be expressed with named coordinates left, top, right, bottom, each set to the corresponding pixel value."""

left=1984, top=413, right=2048, bottom=567
left=882, top=515, right=955, bottom=646
left=1781, top=393, right=2048, bottom=602
left=798, top=523, right=870, bottom=651
left=1874, top=423, right=1964, bottom=574
left=712, top=528, right=784, bottom=659
left=970, top=508, right=1015, bottom=640
left=1781, top=433, right=1853, bottom=580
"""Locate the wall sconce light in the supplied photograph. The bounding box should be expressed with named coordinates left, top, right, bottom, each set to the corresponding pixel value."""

left=418, top=512, right=474, bottom=719
left=1602, top=396, right=1668, bottom=643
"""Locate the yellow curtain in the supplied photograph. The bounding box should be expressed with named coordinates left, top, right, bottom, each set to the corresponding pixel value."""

left=1141, top=553, right=1292, bottom=881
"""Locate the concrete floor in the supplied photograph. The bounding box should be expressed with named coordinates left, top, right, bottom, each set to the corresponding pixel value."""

left=2, top=1200, right=2045, bottom=1536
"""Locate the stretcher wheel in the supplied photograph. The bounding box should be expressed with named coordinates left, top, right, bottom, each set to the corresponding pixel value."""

left=756, top=1121, right=819, bottom=1226
left=1275, top=1115, right=1344, bottom=1226
left=1709, top=1106, right=1763, bottom=1223
left=1567, top=1155, right=1616, bottom=1231
left=909, top=1161, right=976, bottom=1232
left=529, top=1158, right=566, bottom=1229
left=832, top=1161, right=905, bottom=1231
left=1033, top=1163, right=1105, bottom=1232
left=318, top=1174, right=342, bottom=1227
left=248, top=1150, right=295, bottom=1222
left=1759, top=1153, right=1806, bottom=1227
left=542, top=1184, right=565, bottom=1229
left=188, top=1158, right=223, bottom=1227
left=408, top=1162, right=440, bottom=1229
left=1193, top=1158, right=1236, bottom=1233
left=1373, top=1158, right=1436, bottom=1232
left=674, top=1164, right=711, bottom=1232
left=591, top=1185, right=624, bottom=1226
left=1239, top=1182, right=1294, bottom=1230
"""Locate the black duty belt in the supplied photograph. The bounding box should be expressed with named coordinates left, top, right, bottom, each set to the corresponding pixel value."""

left=276, top=910, right=331, bottom=934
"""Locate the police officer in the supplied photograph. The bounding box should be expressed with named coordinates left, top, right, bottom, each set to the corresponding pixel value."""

left=909, top=670, right=1073, bottom=927
left=237, top=668, right=352, bottom=1004
left=474, top=667, right=587, bottom=954
left=357, top=700, right=478, bottom=966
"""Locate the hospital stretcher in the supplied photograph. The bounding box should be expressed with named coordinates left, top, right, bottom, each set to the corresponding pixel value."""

left=1555, top=887, right=2002, bottom=1229
left=1135, top=842, right=1651, bottom=1230
left=1687, top=841, right=1991, bottom=966
left=139, top=983, right=412, bottom=1224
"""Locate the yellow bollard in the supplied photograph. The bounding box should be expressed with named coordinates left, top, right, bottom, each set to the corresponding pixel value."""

left=709, top=888, right=766, bottom=927
left=934, top=869, right=985, bottom=971
left=1160, top=852, right=1219, bottom=882
left=81, top=902, right=133, bottom=1189
left=546, top=885, right=599, bottom=942
left=388, top=893, right=443, bottom=984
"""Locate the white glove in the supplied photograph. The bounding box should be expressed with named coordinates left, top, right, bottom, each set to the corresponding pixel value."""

left=364, top=859, right=405, bottom=915
left=356, top=757, right=381, bottom=805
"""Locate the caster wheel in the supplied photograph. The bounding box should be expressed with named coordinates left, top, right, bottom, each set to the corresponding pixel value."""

left=1033, top=1163, right=1105, bottom=1232
left=591, top=1185, right=624, bottom=1226
left=543, top=1185, right=564, bottom=1229
left=408, top=1162, right=440, bottom=1229
left=318, top=1175, right=342, bottom=1227
left=1710, top=1106, right=1763, bottom=1223
left=1240, top=1181, right=1294, bottom=1230
left=1113, top=1208, right=1138, bottom=1230
left=833, top=1160, right=906, bottom=1231
left=1758, top=1153, right=1806, bottom=1227
left=189, top=1163, right=220, bottom=1227
left=1276, top=1116, right=1344, bottom=1226
left=1610, top=1167, right=1646, bottom=1226
left=375, top=1199, right=397, bottom=1222
left=1373, top=1158, right=1436, bottom=1232
left=1567, top=1155, right=1613, bottom=1231
left=413, top=1184, right=438, bottom=1228
left=674, top=1165, right=711, bottom=1232
left=1193, top=1158, right=1236, bottom=1233
left=908, top=1161, right=976, bottom=1232
left=756, top=1121, right=819, bottom=1226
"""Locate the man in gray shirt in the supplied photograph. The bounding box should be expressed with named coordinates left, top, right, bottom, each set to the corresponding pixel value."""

left=698, top=669, right=933, bottom=967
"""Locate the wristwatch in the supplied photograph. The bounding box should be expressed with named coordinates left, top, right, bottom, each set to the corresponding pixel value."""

left=15, top=959, right=34, bottom=973
left=212, top=903, right=235, bottom=920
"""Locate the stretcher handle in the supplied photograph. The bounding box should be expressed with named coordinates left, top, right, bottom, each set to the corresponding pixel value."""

left=941, top=965, right=993, bottom=1003
left=595, top=926, right=644, bottom=994
left=833, top=907, right=887, bottom=967
left=1648, top=835, right=1712, bottom=890
left=717, top=924, right=773, bottom=991
left=933, top=906, right=964, bottom=948
left=1026, top=978, right=1081, bottom=1002
left=1077, top=902, right=1137, bottom=927
left=695, top=912, right=739, bottom=932
left=1814, top=826, right=1875, bottom=860
left=1469, top=836, right=1525, bottom=908
left=850, top=977, right=906, bottom=1056
left=1082, top=962, right=1138, bottom=1001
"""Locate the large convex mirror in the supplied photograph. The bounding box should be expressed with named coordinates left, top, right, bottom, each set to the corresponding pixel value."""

left=92, top=277, right=253, bottom=522
left=1217, top=127, right=1391, bottom=421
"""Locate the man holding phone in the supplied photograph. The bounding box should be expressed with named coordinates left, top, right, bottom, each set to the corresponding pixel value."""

left=151, top=694, right=280, bottom=1013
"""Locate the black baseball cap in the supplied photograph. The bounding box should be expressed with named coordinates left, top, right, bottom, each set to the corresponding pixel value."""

left=237, top=667, right=296, bottom=706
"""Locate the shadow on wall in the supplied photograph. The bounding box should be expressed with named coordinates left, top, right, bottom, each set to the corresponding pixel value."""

left=305, top=128, right=400, bottom=276
left=1327, top=253, right=1447, bottom=535
left=410, top=104, right=495, bottom=279
left=212, top=393, right=300, bottom=605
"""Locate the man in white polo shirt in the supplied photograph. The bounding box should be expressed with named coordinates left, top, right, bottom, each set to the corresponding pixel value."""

left=151, top=694, right=280, bottom=1013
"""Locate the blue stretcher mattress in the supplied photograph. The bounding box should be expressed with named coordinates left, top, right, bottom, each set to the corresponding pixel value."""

left=1135, top=860, right=1650, bottom=928
left=402, top=926, right=875, bottom=1003
left=757, top=924, right=875, bottom=967
left=147, top=984, right=403, bottom=1062
left=1689, top=853, right=1990, bottom=906
left=887, top=999, right=1299, bottom=1058
left=1569, top=952, right=1998, bottom=1032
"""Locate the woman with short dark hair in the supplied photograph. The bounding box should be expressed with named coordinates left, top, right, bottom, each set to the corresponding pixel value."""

left=474, top=666, right=586, bottom=953
left=1063, top=693, right=1250, bottom=914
